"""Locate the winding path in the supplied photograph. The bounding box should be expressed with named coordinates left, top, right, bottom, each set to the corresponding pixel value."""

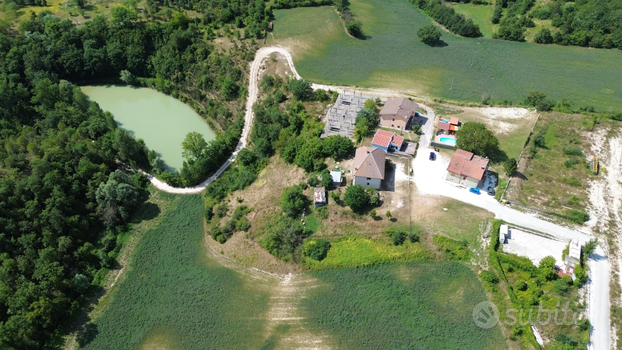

left=145, top=47, right=296, bottom=194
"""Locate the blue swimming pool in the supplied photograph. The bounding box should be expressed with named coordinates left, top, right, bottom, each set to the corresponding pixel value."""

left=439, top=137, right=457, bottom=146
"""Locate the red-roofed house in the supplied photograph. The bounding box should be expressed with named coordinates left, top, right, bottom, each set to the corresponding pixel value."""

left=371, top=130, right=404, bottom=152
left=446, top=149, right=489, bottom=188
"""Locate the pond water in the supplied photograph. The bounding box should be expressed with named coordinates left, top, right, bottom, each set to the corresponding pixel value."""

left=81, top=85, right=215, bottom=172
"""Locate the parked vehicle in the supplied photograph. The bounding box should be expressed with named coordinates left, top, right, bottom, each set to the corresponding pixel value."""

left=487, top=187, right=495, bottom=196
left=429, top=152, right=436, bottom=161
left=469, top=187, right=480, bottom=194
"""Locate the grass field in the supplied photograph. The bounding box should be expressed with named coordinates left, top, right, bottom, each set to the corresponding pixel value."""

left=269, top=0, right=622, bottom=111
left=81, top=195, right=273, bottom=349
left=303, top=262, right=507, bottom=349
left=304, top=236, right=430, bottom=270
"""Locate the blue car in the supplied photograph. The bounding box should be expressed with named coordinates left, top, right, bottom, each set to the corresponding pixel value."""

left=469, top=187, right=480, bottom=194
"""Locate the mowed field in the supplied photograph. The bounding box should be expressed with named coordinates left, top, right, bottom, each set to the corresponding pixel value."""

left=268, top=0, right=622, bottom=111
left=303, top=262, right=507, bottom=349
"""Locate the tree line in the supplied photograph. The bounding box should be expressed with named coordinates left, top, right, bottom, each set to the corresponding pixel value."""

left=411, top=0, right=482, bottom=38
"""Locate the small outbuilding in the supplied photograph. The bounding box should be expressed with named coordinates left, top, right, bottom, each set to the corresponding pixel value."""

left=565, top=239, right=582, bottom=267
left=499, top=224, right=509, bottom=244
left=314, top=187, right=327, bottom=207
left=330, top=170, right=343, bottom=186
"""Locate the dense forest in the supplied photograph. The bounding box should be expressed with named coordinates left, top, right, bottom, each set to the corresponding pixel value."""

left=450, top=0, right=622, bottom=48
left=0, top=0, right=285, bottom=346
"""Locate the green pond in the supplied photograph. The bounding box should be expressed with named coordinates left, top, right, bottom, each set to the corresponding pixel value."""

left=81, top=86, right=215, bottom=172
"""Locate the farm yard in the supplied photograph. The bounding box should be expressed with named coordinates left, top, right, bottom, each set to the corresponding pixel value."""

left=268, top=0, right=622, bottom=111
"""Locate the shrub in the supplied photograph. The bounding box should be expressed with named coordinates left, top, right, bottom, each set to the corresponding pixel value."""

left=391, top=231, right=407, bottom=246
left=564, top=159, right=580, bottom=168
left=563, top=147, right=584, bottom=157
left=302, top=238, right=332, bottom=261
left=567, top=209, right=589, bottom=223
left=411, top=124, right=421, bottom=134
left=369, top=209, right=377, bottom=218
left=408, top=232, right=420, bottom=243
left=534, top=28, right=553, bottom=44
left=307, top=176, right=320, bottom=187
left=433, top=236, right=471, bottom=261
left=480, top=270, right=499, bottom=284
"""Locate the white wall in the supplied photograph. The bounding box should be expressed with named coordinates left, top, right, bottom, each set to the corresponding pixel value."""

left=354, top=176, right=382, bottom=190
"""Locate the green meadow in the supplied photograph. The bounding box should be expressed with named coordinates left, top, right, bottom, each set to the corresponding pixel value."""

left=269, top=0, right=622, bottom=111
left=81, top=195, right=273, bottom=350
left=303, top=262, right=507, bottom=349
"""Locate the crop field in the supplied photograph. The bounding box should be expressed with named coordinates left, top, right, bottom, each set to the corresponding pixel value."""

left=80, top=195, right=273, bottom=349
left=269, top=0, right=622, bottom=111
left=302, top=262, right=507, bottom=349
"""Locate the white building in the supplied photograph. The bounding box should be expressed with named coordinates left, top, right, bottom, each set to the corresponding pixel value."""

left=352, top=147, right=385, bottom=190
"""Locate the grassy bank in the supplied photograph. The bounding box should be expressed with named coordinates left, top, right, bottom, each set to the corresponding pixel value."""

left=269, top=0, right=622, bottom=111
left=302, top=262, right=507, bottom=349
left=81, top=195, right=272, bottom=349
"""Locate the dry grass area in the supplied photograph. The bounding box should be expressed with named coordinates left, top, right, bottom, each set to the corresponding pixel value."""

left=204, top=156, right=306, bottom=274
left=507, top=112, right=598, bottom=217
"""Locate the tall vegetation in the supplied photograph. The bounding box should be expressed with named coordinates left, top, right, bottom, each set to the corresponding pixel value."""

left=0, top=79, right=149, bottom=348
left=411, top=0, right=482, bottom=37
left=456, top=122, right=500, bottom=159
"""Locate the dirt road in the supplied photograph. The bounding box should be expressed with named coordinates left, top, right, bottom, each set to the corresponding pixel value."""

left=145, top=47, right=296, bottom=194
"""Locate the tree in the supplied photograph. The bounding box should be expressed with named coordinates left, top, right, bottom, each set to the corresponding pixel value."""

left=182, top=132, right=207, bottom=161
left=386, top=211, right=392, bottom=218
left=524, top=91, right=554, bottom=111
left=369, top=209, right=377, bottom=218
left=582, top=238, right=598, bottom=263
left=281, top=185, right=306, bottom=217
left=302, top=238, right=331, bottom=261
left=418, top=24, right=442, bottom=45
left=504, top=158, right=517, bottom=176
left=411, top=124, right=421, bottom=134
left=456, top=122, right=499, bottom=158
left=356, top=107, right=376, bottom=127
left=364, top=99, right=377, bottom=112
left=323, top=135, right=354, bottom=159
left=288, top=79, right=313, bottom=101
left=96, top=170, right=140, bottom=227
left=538, top=256, right=557, bottom=281
left=119, top=69, right=135, bottom=85
left=344, top=185, right=368, bottom=212
left=345, top=20, right=363, bottom=38
left=534, top=28, right=553, bottom=44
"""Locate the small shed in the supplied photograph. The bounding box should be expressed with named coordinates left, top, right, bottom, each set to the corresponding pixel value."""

left=330, top=171, right=343, bottom=186
left=499, top=224, right=509, bottom=244
left=314, top=187, right=327, bottom=207
left=566, top=239, right=582, bottom=267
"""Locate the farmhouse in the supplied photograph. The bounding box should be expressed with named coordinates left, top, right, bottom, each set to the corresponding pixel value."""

left=322, top=93, right=371, bottom=138
left=314, top=187, right=327, bottom=207
left=353, top=147, right=385, bottom=190
left=371, top=129, right=404, bottom=152
left=446, top=149, right=489, bottom=188
left=379, top=98, right=419, bottom=130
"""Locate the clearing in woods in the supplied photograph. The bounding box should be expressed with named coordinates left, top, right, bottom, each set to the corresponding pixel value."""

left=268, top=0, right=622, bottom=111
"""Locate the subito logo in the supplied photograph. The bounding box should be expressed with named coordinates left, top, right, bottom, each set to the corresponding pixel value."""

left=472, top=301, right=500, bottom=329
